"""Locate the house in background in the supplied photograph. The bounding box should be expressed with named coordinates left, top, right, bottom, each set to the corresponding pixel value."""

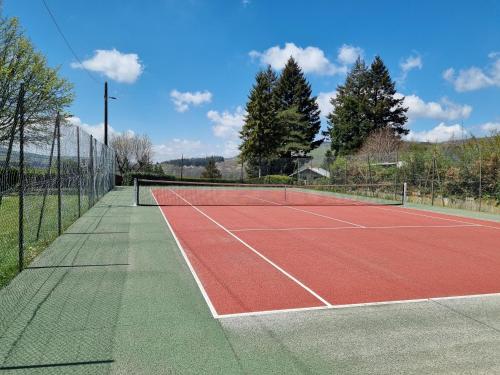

left=289, top=166, right=330, bottom=183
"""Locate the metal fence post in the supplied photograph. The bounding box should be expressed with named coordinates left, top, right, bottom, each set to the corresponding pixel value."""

left=478, top=145, right=482, bottom=212
left=18, top=84, right=25, bottom=272
left=77, top=126, right=81, bottom=217
left=403, top=182, right=407, bottom=205
left=431, top=156, right=435, bottom=206
left=36, top=119, right=57, bottom=240
left=134, top=178, right=138, bottom=206
left=89, top=135, right=94, bottom=208
left=56, top=112, right=62, bottom=235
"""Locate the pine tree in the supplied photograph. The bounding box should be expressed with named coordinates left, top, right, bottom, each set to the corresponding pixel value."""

left=276, top=106, right=311, bottom=156
left=239, top=66, right=280, bottom=177
left=274, top=57, right=322, bottom=157
left=326, top=56, right=408, bottom=155
left=327, top=58, right=370, bottom=155
left=201, top=157, right=222, bottom=179
left=366, top=56, right=408, bottom=135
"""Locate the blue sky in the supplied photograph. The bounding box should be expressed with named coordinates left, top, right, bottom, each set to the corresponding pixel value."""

left=4, top=0, right=500, bottom=161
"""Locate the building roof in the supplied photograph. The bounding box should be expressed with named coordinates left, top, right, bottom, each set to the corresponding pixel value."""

left=289, top=166, right=330, bottom=178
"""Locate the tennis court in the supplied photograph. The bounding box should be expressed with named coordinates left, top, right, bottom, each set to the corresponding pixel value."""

left=138, top=180, right=500, bottom=318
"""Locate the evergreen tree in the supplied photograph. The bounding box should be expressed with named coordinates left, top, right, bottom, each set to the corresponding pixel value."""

left=274, top=57, right=322, bottom=156
left=326, top=56, right=408, bottom=155
left=201, top=157, right=222, bottom=179
left=276, top=106, right=311, bottom=156
left=366, top=56, right=408, bottom=135
left=239, top=66, right=280, bottom=177
left=326, top=58, right=370, bottom=155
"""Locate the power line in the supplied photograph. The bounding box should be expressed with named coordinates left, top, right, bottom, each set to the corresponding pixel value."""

left=41, top=0, right=100, bottom=85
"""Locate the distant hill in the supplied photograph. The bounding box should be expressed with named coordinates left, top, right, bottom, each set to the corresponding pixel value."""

left=160, top=156, right=244, bottom=179
left=158, top=143, right=335, bottom=179
left=308, top=142, right=331, bottom=167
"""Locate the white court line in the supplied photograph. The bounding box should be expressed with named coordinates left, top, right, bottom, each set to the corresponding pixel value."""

left=245, top=195, right=366, bottom=228
left=374, top=205, right=500, bottom=230
left=230, top=224, right=480, bottom=232
left=152, top=194, right=220, bottom=319
left=217, top=292, right=500, bottom=319
left=167, top=189, right=332, bottom=307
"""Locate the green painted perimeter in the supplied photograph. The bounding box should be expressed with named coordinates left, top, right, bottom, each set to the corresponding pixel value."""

left=0, top=187, right=499, bottom=374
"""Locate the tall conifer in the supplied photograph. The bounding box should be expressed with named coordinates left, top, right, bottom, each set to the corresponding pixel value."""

left=239, top=66, right=279, bottom=177
left=274, top=57, right=322, bottom=156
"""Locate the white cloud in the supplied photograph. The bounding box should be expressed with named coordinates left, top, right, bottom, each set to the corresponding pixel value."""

left=152, top=138, right=240, bottom=161
left=395, top=93, right=472, bottom=122
left=207, top=106, right=246, bottom=139
left=400, top=54, right=422, bottom=80
left=71, top=49, right=143, bottom=83
left=67, top=117, right=135, bottom=142
left=249, top=43, right=348, bottom=75
left=170, top=90, right=212, bottom=112
left=443, top=54, right=500, bottom=91
left=153, top=139, right=205, bottom=161
left=220, top=140, right=240, bottom=157
left=442, top=68, right=455, bottom=81
left=405, top=123, right=468, bottom=143
left=480, top=122, right=500, bottom=132
left=337, top=44, right=363, bottom=65
left=316, top=91, right=337, bottom=117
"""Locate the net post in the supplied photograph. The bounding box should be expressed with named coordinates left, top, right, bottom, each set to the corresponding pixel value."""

left=133, top=178, right=138, bottom=206
left=403, top=182, right=407, bottom=206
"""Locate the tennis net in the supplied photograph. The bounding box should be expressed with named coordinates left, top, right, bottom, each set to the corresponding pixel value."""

left=135, top=179, right=406, bottom=207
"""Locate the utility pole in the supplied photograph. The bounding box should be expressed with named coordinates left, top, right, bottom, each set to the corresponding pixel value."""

left=104, top=81, right=117, bottom=146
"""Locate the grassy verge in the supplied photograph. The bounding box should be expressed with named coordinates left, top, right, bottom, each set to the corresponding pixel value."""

left=0, top=193, right=86, bottom=288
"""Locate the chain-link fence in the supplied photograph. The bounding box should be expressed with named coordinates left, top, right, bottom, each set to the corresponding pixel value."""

left=323, top=140, right=499, bottom=214
left=0, top=86, right=115, bottom=288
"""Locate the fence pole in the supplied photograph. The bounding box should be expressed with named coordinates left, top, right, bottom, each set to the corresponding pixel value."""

left=56, top=112, right=62, bottom=236
left=180, top=154, right=184, bottom=180
left=89, top=135, right=94, bottom=208
left=77, top=127, right=81, bottom=217
left=344, top=159, right=348, bottom=185
left=36, top=120, right=57, bottom=240
left=133, top=178, right=138, bottom=206
left=431, top=156, right=435, bottom=206
left=403, top=182, right=407, bottom=205
left=478, top=145, right=482, bottom=211
left=18, top=84, right=25, bottom=272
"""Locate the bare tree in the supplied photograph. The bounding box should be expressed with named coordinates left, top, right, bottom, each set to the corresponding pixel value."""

left=111, top=133, right=134, bottom=174
left=111, top=133, right=154, bottom=174
left=358, top=128, right=402, bottom=162
left=132, top=134, right=153, bottom=171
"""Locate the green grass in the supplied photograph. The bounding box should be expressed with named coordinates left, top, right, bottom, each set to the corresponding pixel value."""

left=0, top=193, right=87, bottom=289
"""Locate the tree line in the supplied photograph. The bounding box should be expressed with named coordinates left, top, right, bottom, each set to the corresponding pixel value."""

left=239, top=56, right=408, bottom=177
left=166, top=156, right=224, bottom=167
left=239, top=58, right=321, bottom=177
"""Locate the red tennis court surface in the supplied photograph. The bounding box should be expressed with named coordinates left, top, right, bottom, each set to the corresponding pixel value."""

left=154, top=190, right=500, bottom=318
